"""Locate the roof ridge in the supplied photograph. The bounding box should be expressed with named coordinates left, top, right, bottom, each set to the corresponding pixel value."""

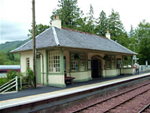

left=52, top=27, right=60, bottom=46
left=62, top=27, right=107, bottom=39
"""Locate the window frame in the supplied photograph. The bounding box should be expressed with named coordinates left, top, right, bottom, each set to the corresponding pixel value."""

left=48, top=51, right=60, bottom=73
left=70, top=53, right=86, bottom=72
left=26, top=58, right=30, bottom=68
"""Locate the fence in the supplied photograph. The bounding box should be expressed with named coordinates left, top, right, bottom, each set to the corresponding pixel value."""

left=0, top=76, right=19, bottom=94
left=139, top=65, right=150, bottom=72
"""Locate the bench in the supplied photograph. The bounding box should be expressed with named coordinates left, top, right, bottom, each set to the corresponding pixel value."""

left=64, top=70, right=75, bottom=85
left=65, top=77, right=75, bottom=85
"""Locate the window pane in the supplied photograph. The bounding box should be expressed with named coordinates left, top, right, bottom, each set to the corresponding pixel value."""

left=48, top=51, right=60, bottom=72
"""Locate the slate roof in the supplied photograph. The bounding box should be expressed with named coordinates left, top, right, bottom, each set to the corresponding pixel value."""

left=11, top=27, right=135, bottom=55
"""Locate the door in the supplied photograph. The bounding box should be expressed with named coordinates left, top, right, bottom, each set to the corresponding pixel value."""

left=92, top=59, right=99, bottom=78
left=36, top=57, right=41, bottom=84
left=92, top=59, right=102, bottom=78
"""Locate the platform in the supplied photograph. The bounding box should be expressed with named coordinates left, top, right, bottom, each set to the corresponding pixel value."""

left=0, top=72, right=150, bottom=110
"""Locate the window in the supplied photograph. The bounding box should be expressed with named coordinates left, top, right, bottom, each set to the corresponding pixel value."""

left=71, top=54, right=78, bottom=71
left=48, top=51, right=60, bottom=72
left=71, top=53, right=86, bottom=71
left=106, top=56, right=111, bottom=69
left=79, top=54, right=86, bottom=71
left=26, top=58, right=30, bottom=68
left=123, top=56, right=132, bottom=68
left=105, top=55, right=115, bottom=69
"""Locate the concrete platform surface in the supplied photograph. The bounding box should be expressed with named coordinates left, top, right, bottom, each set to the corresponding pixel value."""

left=0, top=72, right=150, bottom=110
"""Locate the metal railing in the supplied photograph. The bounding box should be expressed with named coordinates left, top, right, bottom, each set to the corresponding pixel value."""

left=0, top=76, right=18, bottom=94
left=139, top=65, right=150, bottom=72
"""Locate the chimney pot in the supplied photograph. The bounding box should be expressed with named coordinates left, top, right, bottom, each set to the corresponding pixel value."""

left=52, top=14, right=61, bottom=29
left=105, top=29, right=111, bottom=39
left=55, top=14, right=59, bottom=19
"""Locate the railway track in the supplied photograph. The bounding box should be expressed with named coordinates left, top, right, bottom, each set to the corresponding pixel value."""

left=138, top=103, right=150, bottom=113
left=73, top=81, right=150, bottom=113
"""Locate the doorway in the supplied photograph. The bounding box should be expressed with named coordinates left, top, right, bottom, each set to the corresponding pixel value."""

left=91, top=59, right=102, bottom=78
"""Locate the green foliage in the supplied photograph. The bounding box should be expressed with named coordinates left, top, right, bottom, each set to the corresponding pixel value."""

left=0, top=70, right=23, bottom=88
left=128, top=20, right=150, bottom=64
left=28, top=24, right=50, bottom=39
left=0, top=78, right=7, bottom=86
left=0, top=39, right=29, bottom=53
left=137, top=21, right=150, bottom=64
left=0, top=39, right=29, bottom=65
left=51, top=0, right=83, bottom=29
left=24, top=67, right=34, bottom=87
left=108, top=9, right=129, bottom=47
left=85, top=4, right=95, bottom=34
left=0, top=51, right=20, bottom=65
left=96, top=10, right=108, bottom=36
left=0, top=52, right=6, bottom=65
left=7, top=70, right=18, bottom=80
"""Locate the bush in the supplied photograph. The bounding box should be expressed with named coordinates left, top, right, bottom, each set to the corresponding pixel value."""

left=0, top=78, right=8, bottom=86
left=0, top=70, right=23, bottom=91
left=7, top=70, right=18, bottom=80
left=23, top=67, right=34, bottom=87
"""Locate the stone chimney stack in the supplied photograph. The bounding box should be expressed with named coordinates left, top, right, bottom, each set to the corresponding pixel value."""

left=52, top=14, right=61, bottom=29
left=105, top=29, right=111, bottom=39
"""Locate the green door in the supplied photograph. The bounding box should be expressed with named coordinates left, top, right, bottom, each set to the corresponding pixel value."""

left=36, top=57, right=41, bottom=84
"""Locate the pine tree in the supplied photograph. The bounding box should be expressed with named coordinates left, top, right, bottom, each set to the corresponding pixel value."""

left=108, top=9, right=129, bottom=47
left=136, top=20, right=150, bottom=64
left=51, top=0, right=83, bottom=29
left=96, top=10, right=108, bottom=36
left=85, top=4, right=95, bottom=34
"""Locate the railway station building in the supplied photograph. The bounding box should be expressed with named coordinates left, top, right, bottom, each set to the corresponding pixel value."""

left=11, top=16, right=136, bottom=87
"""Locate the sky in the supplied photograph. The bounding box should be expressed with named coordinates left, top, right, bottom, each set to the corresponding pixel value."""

left=0, top=0, right=150, bottom=44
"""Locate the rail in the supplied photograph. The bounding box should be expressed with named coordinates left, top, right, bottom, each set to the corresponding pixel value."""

left=0, top=76, right=18, bottom=93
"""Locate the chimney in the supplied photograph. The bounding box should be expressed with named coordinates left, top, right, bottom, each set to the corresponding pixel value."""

left=105, top=29, right=111, bottom=39
left=52, top=14, right=61, bottom=29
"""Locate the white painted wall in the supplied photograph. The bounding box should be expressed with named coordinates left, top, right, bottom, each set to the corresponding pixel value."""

left=102, top=69, right=119, bottom=77
left=122, top=69, right=134, bottom=74
left=20, top=51, right=33, bottom=74
left=71, top=71, right=92, bottom=82
left=48, top=74, right=65, bottom=85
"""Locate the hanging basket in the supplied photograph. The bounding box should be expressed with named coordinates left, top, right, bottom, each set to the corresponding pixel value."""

left=103, top=55, right=109, bottom=60
left=74, top=54, right=80, bottom=59
left=124, top=56, right=128, bottom=60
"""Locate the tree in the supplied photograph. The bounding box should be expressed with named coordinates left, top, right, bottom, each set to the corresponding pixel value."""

left=96, top=10, right=108, bottom=36
left=6, top=52, right=14, bottom=61
left=108, top=9, right=129, bottom=47
left=136, top=20, right=150, bottom=64
left=51, top=0, right=83, bottom=29
left=28, top=24, right=49, bottom=39
left=85, top=4, right=95, bottom=34
left=129, top=25, right=135, bottom=38
left=128, top=26, right=139, bottom=52
left=0, top=52, right=6, bottom=65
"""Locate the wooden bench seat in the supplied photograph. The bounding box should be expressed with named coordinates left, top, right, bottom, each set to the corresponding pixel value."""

left=65, top=77, right=75, bottom=84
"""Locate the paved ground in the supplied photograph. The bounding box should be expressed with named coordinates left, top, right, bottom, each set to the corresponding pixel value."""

left=0, top=71, right=150, bottom=101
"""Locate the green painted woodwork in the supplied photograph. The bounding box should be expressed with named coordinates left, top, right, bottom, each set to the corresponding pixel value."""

left=60, top=49, right=64, bottom=74
left=36, top=57, right=41, bottom=84
left=46, top=50, right=48, bottom=85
